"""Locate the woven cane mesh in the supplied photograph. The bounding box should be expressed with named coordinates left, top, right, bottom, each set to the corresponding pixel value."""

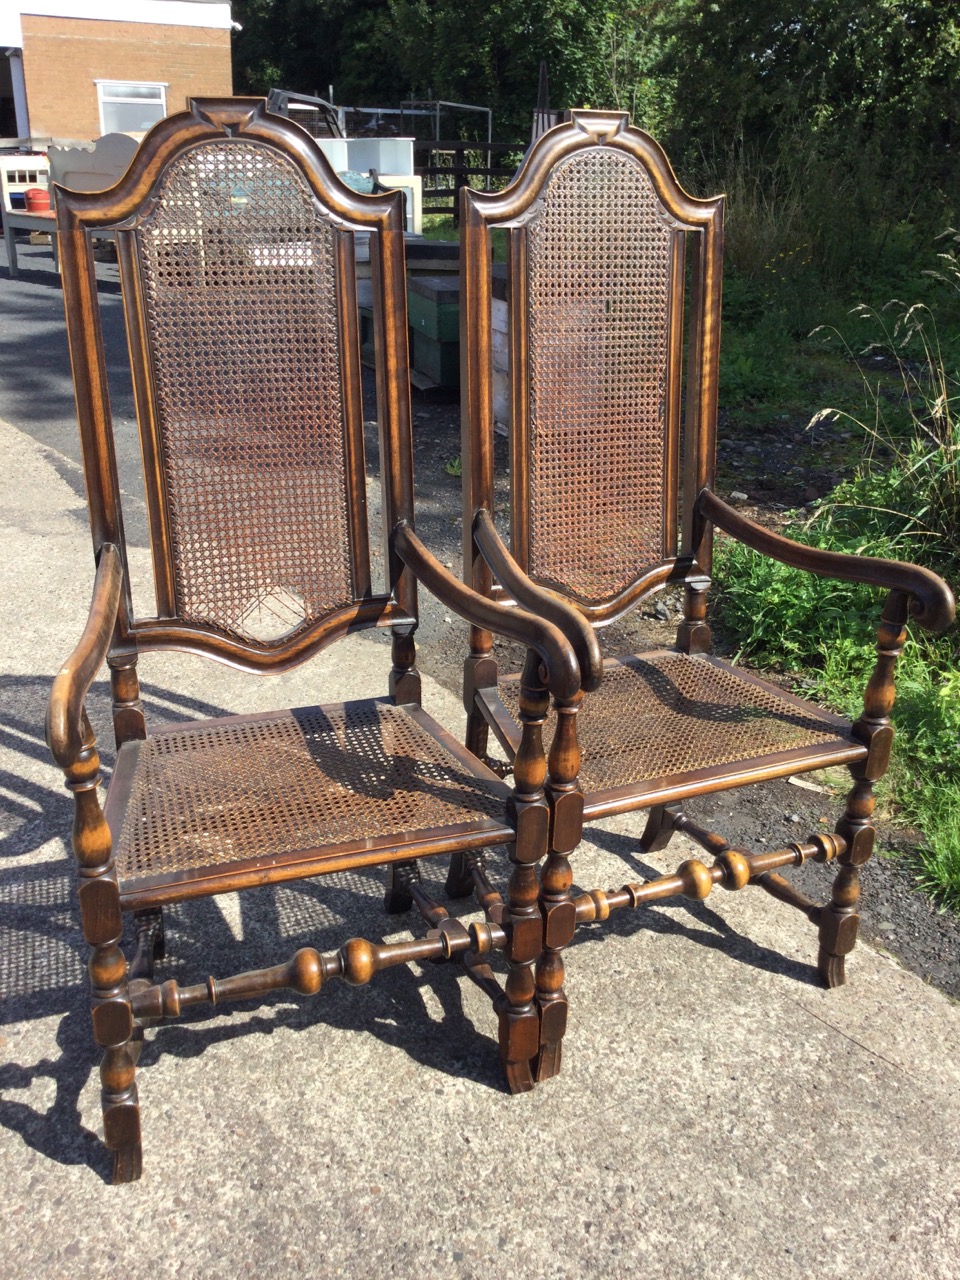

left=499, top=653, right=850, bottom=792
left=524, top=148, right=674, bottom=602
left=136, top=141, right=355, bottom=644
left=114, top=703, right=508, bottom=883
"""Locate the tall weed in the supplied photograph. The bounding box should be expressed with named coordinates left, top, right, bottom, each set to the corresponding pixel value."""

left=714, top=242, right=960, bottom=904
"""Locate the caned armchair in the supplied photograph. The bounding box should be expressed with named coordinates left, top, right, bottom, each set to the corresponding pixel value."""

left=456, top=111, right=955, bottom=1079
left=47, top=98, right=587, bottom=1182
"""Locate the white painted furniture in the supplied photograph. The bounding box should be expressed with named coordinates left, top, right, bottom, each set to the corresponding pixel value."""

left=2, top=133, right=137, bottom=277
left=1, top=151, right=54, bottom=277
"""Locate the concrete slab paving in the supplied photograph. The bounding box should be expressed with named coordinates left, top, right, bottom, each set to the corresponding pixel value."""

left=2, top=396, right=960, bottom=1280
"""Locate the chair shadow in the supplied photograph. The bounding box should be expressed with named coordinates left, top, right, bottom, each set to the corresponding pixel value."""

left=579, top=823, right=819, bottom=987
left=0, top=872, right=504, bottom=1182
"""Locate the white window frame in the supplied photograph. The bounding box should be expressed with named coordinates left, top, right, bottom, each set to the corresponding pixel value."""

left=95, top=80, right=168, bottom=135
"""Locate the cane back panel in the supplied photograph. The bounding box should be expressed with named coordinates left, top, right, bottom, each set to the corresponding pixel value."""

left=519, top=147, right=682, bottom=604
left=56, top=100, right=412, bottom=668
left=130, top=141, right=360, bottom=644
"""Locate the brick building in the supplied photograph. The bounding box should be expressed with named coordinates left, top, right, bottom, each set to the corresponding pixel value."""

left=1, top=1, right=234, bottom=142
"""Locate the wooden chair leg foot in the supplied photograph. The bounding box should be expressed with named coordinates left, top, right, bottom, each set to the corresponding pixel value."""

left=103, top=1091, right=142, bottom=1185
left=384, top=861, right=419, bottom=914
left=818, top=893, right=860, bottom=989
left=503, top=1058, right=536, bottom=1094
left=535, top=1041, right=562, bottom=1082
left=112, top=1143, right=143, bottom=1185
left=534, top=990, right=568, bottom=1082
left=639, top=803, right=681, bottom=853
left=445, top=851, right=474, bottom=899
left=817, top=950, right=847, bottom=989
left=498, top=1003, right=539, bottom=1094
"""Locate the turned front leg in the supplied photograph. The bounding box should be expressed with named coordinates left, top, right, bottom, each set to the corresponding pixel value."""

left=535, top=691, right=583, bottom=1082
left=500, top=650, right=551, bottom=1094
left=69, top=713, right=142, bottom=1183
left=819, top=590, right=908, bottom=987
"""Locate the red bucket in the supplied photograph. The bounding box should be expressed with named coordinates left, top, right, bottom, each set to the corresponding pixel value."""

left=25, top=187, right=51, bottom=213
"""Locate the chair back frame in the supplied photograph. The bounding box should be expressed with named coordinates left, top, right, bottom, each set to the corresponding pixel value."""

left=56, top=98, right=417, bottom=675
left=460, top=110, right=724, bottom=630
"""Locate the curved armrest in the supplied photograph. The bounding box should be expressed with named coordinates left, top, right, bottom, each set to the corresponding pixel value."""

left=46, top=544, right=123, bottom=767
left=472, top=509, right=603, bottom=692
left=393, top=520, right=581, bottom=701
left=698, top=489, right=955, bottom=633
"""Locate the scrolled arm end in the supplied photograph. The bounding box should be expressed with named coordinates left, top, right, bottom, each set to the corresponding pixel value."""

left=393, top=521, right=581, bottom=701
left=905, top=575, right=955, bottom=635
left=471, top=508, right=603, bottom=691
left=698, top=489, right=956, bottom=635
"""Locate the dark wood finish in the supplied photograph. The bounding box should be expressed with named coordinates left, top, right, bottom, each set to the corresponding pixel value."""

left=48, top=98, right=582, bottom=1180
left=457, top=109, right=956, bottom=1078
left=698, top=491, right=955, bottom=631
left=499, top=650, right=552, bottom=1093
left=818, top=590, right=911, bottom=986
left=535, top=689, right=583, bottom=1080
left=572, top=830, right=845, bottom=923
left=130, top=913, right=509, bottom=1021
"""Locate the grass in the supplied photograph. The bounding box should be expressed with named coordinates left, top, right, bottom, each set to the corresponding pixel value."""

left=426, top=189, right=960, bottom=906
left=713, top=242, right=960, bottom=907
left=420, top=215, right=509, bottom=262
left=421, top=214, right=461, bottom=242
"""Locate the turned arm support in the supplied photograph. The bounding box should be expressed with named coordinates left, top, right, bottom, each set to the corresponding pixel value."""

left=697, top=489, right=955, bottom=633
left=46, top=544, right=122, bottom=768
left=471, top=508, right=603, bottom=692
left=393, top=520, right=581, bottom=701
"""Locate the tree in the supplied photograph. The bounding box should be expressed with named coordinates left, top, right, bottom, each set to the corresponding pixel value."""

left=232, top=0, right=615, bottom=140
left=232, top=0, right=408, bottom=105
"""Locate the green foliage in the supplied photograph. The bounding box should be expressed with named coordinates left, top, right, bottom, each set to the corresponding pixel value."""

left=714, top=260, right=960, bottom=904
left=384, top=0, right=613, bottom=139
left=720, top=311, right=803, bottom=406
left=233, top=0, right=615, bottom=141
left=420, top=215, right=460, bottom=242
left=717, top=537, right=959, bottom=903
left=231, top=0, right=960, bottom=375
left=658, top=2, right=960, bottom=190
left=232, top=0, right=409, bottom=105
left=597, top=4, right=675, bottom=132
left=809, top=236, right=960, bottom=582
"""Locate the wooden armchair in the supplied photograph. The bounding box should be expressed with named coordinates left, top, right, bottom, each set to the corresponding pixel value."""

left=47, top=99, right=586, bottom=1182
left=457, top=111, right=955, bottom=1079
